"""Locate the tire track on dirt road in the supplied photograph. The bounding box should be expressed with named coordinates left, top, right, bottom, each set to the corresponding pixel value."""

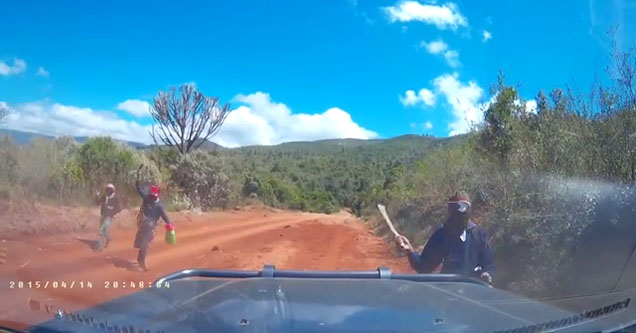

left=13, top=216, right=320, bottom=286
left=2, top=215, right=325, bottom=329
left=7, top=215, right=310, bottom=278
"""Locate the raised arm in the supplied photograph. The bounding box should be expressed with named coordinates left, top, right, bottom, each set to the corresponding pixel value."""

left=135, top=165, right=149, bottom=198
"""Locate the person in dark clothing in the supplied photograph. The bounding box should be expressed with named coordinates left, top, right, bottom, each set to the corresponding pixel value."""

left=133, top=166, right=172, bottom=271
left=396, top=191, right=495, bottom=284
left=97, top=184, right=122, bottom=251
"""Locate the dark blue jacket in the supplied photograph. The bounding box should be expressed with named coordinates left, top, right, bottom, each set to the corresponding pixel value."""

left=135, top=181, right=171, bottom=229
left=407, top=221, right=495, bottom=278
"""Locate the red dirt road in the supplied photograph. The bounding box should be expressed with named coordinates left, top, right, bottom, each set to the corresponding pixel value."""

left=0, top=206, right=411, bottom=329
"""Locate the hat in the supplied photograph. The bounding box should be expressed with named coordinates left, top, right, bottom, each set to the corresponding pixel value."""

left=105, top=184, right=115, bottom=190
left=448, top=190, right=471, bottom=213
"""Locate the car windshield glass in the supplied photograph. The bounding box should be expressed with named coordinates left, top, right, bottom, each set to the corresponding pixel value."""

left=1, top=1, right=635, bottom=332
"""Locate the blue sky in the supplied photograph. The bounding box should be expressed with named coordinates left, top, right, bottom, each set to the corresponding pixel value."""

left=1, top=0, right=634, bottom=146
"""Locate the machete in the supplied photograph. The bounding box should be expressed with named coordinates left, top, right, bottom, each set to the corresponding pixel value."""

left=377, top=204, right=400, bottom=238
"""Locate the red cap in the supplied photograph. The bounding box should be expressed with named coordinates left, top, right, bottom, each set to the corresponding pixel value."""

left=150, top=185, right=160, bottom=195
left=448, top=191, right=470, bottom=204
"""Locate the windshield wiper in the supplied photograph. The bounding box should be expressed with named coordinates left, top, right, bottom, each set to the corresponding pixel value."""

left=154, top=265, right=491, bottom=287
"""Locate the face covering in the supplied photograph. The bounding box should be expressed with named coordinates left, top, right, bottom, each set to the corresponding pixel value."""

left=446, top=204, right=470, bottom=237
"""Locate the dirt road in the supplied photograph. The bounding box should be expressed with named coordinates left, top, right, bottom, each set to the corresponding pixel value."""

left=0, top=206, right=410, bottom=329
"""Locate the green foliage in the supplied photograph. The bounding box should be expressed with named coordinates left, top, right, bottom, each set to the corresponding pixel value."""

left=481, top=74, right=523, bottom=164
left=167, top=151, right=230, bottom=210
left=242, top=176, right=260, bottom=196
left=17, top=137, right=79, bottom=199
left=0, top=137, right=19, bottom=186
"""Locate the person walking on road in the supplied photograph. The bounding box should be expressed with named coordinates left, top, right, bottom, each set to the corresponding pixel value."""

left=133, top=165, right=173, bottom=271
left=97, top=183, right=122, bottom=251
left=396, top=190, right=495, bottom=284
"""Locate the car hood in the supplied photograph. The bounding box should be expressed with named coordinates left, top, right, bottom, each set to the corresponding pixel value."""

left=29, top=275, right=636, bottom=333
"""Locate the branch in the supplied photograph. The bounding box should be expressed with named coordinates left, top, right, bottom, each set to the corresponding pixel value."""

left=149, top=84, right=230, bottom=154
left=0, top=104, right=10, bottom=122
left=192, top=100, right=230, bottom=151
left=150, top=91, right=184, bottom=154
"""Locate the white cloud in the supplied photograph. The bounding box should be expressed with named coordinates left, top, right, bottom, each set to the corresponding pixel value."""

left=117, top=99, right=151, bottom=118
left=0, top=58, right=27, bottom=76
left=525, top=100, right=537, bottom=114
left=409, top=121, right=434, bottom=133
left=213, top=92, right=377, bottom=147
left=420, top=39, right=460, bottom=67
left=433, top=72, right=487, bottom=136
left=443, top=50, right=460, bottom=67
left=384, top=1, right=468, bottom=30
left=3, top=100, right=153, bottom=144
left=512, top=99, right=538, bottom=115
left=482, top=30, right=492, bottom=42
left=421, top=39, right=448, bottom=54
left=3, top=93, right=377, bottom=147
left=37, top=67, right=50, bottom=77
left=399, top=88, right=436, bottom=107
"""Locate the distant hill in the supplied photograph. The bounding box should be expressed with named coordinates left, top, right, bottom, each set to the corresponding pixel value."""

left=2, top=129, right=460, bottom=155
left=236, top=135, right=435, bottom=151
left=140, top=138, right=226, bottom=151
left=1, top=129, right=52, bottom=145
left=1, top=129, right=147, bottom=148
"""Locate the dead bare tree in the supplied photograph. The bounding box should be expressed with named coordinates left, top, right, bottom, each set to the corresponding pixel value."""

left=149, top=84, right=230, bottom=154
left=606, top=26, right=636, bottom=110
left=0, top=103, right=9, bottom=122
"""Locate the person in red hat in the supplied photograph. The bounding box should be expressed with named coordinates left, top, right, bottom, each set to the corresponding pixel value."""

left=396, top=190, right=495, bottom=284
left=133, top=165, right=173, bottom=271
left=97, top=183, right=122, bottom=251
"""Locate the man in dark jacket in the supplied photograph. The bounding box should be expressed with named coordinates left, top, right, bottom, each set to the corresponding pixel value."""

left=97, top=183, right=122, bottom=251
left=396, top=191, right=495, bottom=284
left=133, top=166, right=172, bottom=271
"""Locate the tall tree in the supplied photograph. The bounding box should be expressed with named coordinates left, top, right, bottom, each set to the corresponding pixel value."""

left=0, top=103, right=9, bottom=121
left=150, top=84, right=230, bottom=154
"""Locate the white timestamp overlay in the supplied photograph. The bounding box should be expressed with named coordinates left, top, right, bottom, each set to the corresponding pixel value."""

left=9, top=280, right=171, bottom=289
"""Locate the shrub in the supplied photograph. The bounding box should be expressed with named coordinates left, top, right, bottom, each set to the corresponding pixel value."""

left=167, top=151, right=230, bottom=210
left=0, top=137, right=19, bottom=186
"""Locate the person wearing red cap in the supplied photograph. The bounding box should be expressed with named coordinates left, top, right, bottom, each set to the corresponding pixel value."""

left=133, top=165, right=173, bottom=271
left=396, top=190, right=495, bottom=284
left=97, top=183, right=122, bottom=251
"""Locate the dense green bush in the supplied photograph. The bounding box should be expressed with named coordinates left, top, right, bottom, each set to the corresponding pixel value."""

left=167, top=151, right=230, bottom=210
left=0, top=137, right=19, bottom=187
left=16, top=137, right=78, bottom=200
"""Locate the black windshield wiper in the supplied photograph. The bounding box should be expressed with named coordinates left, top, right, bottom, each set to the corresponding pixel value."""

left=154, top=265, right=491, bottom=286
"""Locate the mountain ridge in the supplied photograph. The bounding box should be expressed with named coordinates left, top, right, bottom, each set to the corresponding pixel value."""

left=2, top=129, right=452, bottom=152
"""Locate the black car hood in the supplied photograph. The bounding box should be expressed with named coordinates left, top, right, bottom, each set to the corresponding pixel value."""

left=28, top=271, right=636, bottom=333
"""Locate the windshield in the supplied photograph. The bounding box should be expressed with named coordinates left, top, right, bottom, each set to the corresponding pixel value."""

left=1, top=1, right=635, bottom=332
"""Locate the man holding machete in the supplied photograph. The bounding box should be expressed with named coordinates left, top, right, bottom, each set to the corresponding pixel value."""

left=133, top=165, right=173, bottom=272
left=395, top=191, right=495, bottom=284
